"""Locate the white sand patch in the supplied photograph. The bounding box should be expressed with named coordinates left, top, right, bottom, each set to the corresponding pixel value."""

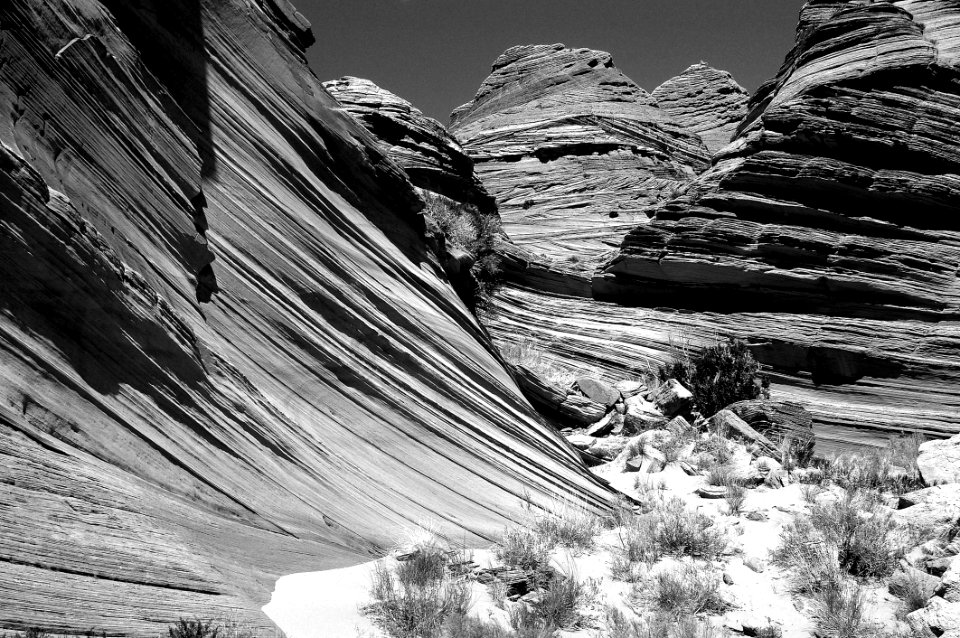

left=262, top=561, right=384, bottom=638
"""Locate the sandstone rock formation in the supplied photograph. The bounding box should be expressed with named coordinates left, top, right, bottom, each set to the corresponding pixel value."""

left=449, top=44, right=713, bottom=267
left=0, top=1, right=613, bottom=634
left=651, top=63, right=750, bottom=154
left=475, top=3, right=960, bottom=450
left=323, top=76, right=496, bottom=215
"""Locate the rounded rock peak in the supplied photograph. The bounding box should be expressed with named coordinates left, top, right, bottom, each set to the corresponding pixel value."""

left=490, top=43, right=614, bottom=72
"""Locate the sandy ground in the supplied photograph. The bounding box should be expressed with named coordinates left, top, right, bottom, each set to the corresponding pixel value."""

left=263, top=456, right=905, bottom=638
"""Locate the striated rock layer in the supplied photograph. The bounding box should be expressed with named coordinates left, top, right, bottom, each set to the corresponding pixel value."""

left=0, top=1, right=613, bottom=634
left=323, top=76, right=496, bottom=215
left=592, top=0, right=960, bottom=442
left=651, top=63, right=750, bottom=154
left=449, top=44, right=718, bottom=268
left=475, top=2, right=960, bottom=451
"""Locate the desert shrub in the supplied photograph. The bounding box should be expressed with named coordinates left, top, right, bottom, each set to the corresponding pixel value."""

left=705, top=464, right=734, bottom=487
left=725, top=482, right=747, bottom=517
left=800, top=483, right=824, bottom=505
left=815, top=582, right=868, bottom=638
left=508, top=605, right=554, bottom=638
left=612, top=515, right=661, bottom=581
left=660, top=339, right=768, bottom=416
left=775, top=489, right=903, bottom=593
left=421, top=192, right=503, bottom=310
left=693, top=435, right=734, bottom=467
left=530, top=501, right=601, bottom=552
left=825, top=433, right=925, bottom=495
left=500, top=338, right=580, bottom=389
left=643, top=562, right=729, bottom=618
left=896, top=571, right=932, bottom=616
left=605, top=495, right=638, bottom=529
left=367, top=551, right=472, bottom=638
left=496, top=526, right=550, bottom=571
left=442, top=614, right=511, bottom=638
left=812, top=490, right=903, bottom=578
left=605, top=608, right=729, bottom=638
left=530, top=572, right=595, bottom=630
left=648, top=497, right=729, bottom=559
left=169, top=620, right=220, bottom=638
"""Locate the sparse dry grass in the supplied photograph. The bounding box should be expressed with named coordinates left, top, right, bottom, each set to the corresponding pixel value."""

left=496, top=526, right=550, bottom=571
left=638, top=562, right=729, bottom=619
left=367, top=549, right=473, bottom=638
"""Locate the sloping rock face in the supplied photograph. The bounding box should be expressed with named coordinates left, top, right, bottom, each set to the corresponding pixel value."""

left=322, top=76, right=496, bottom=215
left=448, top=44, right=712, bottom=267
left=651, top=63, right=750, bottom=154
left=0, top=1, right=612, bottom=634
left=591, top=0, right=960, bottom=442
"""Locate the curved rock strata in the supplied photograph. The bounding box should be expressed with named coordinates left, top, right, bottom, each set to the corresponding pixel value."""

left=651, top=63, right=750, bottom=154
left=323, top=76, right=496, bottom=215
left=449, top=44, right=714, bottom=267
left=0, top=1, right=613, bottom=633
left=476, top=2, right=960, bottom=450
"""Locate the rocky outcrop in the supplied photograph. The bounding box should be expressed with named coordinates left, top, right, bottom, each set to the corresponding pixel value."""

left=449, top=44, right=712, bottom=267
left=323, top=76, right=496, bottom=215
left=651, top=63, right=750, bottom=154
left=477, top=3, right=959, bottom=450
left=918, top=433, right=960, bottom=486
left=0, top=1, right=613, bottom=634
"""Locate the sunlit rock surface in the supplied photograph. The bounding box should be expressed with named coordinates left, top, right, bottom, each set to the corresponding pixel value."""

left=478, top=2, right=960, bottom=450
left=0, top=1, right=613, bottom=633
left=651, top=63, right=750, bottom=154
left=323, top=76, right=496, bottom=215
left=449, top=44, right=712, bottom=268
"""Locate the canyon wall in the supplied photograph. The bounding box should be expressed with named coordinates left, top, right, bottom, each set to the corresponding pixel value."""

left=0, top=1, right=612, bottom=633
left=456, top=4, right=960, bottom=450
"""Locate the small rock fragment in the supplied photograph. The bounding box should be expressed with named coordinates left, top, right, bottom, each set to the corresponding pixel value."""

left=654, top=379, right=693, bottom=417
left=576, top=377, right=620, bottom=408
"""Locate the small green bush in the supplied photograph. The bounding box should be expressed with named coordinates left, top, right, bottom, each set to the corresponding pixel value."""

left=495, top=526, right=550, bottom=571
left=529, top=572, right=594, bottom=630
left=815, top=582, right=868, bottom=638
left=812, top=490, right=903, bottom=578
left=605, top=608, right=730, bottom=638
left=660, top=339, right=768, bottom=416
left=643, top=562, right=729, bottom=618
left=169, top=620, right=220, bottom=638
left=530, top=502, right=601, bottom=552
left=421, top=192, right=503, bottom=310
left=824, top=434, right=924, bottom=495
left=367, top=551, right=473, bottom=638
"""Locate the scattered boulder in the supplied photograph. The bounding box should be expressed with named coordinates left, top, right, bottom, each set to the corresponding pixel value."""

left=666, top=415, right=692, bottom=433
left=919, top=433, right=960, bottom=486
left=907, top=596, right=960, bottom=636
left=927, top=556, right=956, bottom=578
left=615, top=379, right=645, bottom=399
left=653, top=379, right=693, bottom=418
left=938, top=557, right=960, bottom=602
left=890, top=566, right=940, bottom=601
left=723, top=572, right=734, bottom=586
left=744, top=557, right=766, bottom=574
left=709, top=410, right=777, bottom=454
left=559, top=393, right=608, bottom=425
left=576, top=377, right=620, bottom=408
left=565, top=434, right=596, bottom=450
left=697, top=485, right=728, bottom=499
left=764, top=470, right=790, bottom=490
left=728, top=400, right=815, bottom=464
left=586, top=411, right=616, bottom=437
left=625, top=445, right=666, bottom=474
left=624, top=394, right=668, bottom=432
left=586, top=437, right=629, bottom=461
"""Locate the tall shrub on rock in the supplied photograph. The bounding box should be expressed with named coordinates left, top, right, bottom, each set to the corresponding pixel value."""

left=660, top=338, right=768, bottom=416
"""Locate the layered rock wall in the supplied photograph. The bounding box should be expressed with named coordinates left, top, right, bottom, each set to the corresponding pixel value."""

left=469, top=5, right=960, bottom=450
left=449, top=44, right=718, bottom=268
left=0, top=1, right=612, bottom=633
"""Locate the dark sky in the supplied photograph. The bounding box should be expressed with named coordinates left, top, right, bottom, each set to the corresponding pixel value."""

left=299, top=1, right=807, bottom=123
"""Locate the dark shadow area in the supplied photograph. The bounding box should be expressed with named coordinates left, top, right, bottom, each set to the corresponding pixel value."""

left=101, top=0, right=215, bottom=179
